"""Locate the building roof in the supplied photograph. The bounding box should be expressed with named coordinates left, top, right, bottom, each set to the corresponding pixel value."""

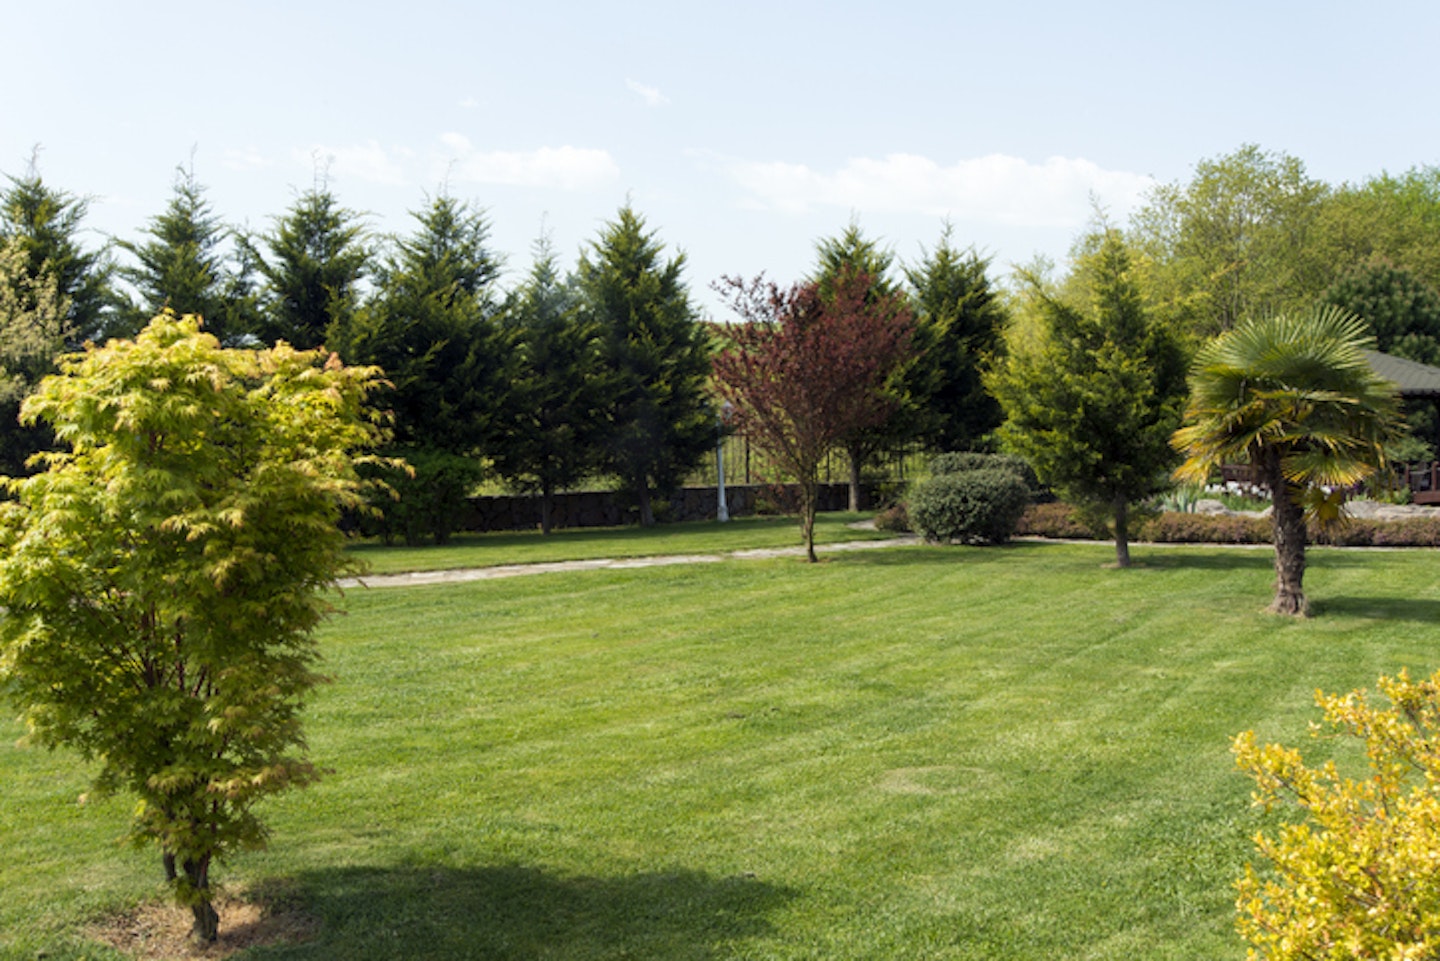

left=1364, top=349, right=1440, bottom=398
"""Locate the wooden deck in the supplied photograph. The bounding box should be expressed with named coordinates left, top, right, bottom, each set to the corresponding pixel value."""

left=1217, top=462, right=1440, bottom=504
left=1405, top=463, right=1440, bottom=505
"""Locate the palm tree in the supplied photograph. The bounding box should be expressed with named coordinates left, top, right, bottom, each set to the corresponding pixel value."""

left=1172, top=306, right=1403, bottom=615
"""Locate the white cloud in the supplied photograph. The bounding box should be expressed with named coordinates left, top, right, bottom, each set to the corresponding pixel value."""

left=438, top=133, right=620, bottom=190
left=718, top=153, right=1155, bottom=227
left=221, top=146, right=271, bottom=171
left=626, top=78, right=670, bottom=108
left=297, top=141, right=411, bottom=186
left=459, top=96, right=479, bottom=109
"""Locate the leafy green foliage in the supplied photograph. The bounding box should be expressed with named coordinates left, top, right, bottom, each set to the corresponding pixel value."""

left=927, top=451, right=1040, bottom=494
left=362, top=445, right=483, bottom=546
left=1234, top=669, right=1440, bottom=960
left=0, top=163, right=116, bottom=344
left=493, top=236, right=611, bottom=533
left=903, top=226, right=1009, bottom=452
left=578, top=206, right=712, bottom=526
left=115, top=165, right=258, bottom=344
left=1308, top=166, right=1440, bottom=295
left=1130, top=144, right=1329, bottom=335
left=342, top=194, right=499, bottom=453
left=250, top=184, right=370, bottom=349
left=0, top=236, right=71, bottom=475
left=812, top=221, right=900, bottom=298
left=989, top=231, right=1187, bottom=566
left=1323, top=257, right=1440, bottom=365
left=907, top=467, right=1029, bottom=544
left=1174, top=306, right=1404, bottom=612
left=0, top=313, right=388, bottom=940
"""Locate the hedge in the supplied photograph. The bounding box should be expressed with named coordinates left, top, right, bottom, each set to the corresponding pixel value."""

left=1015, top=502, right=1440, bottom=547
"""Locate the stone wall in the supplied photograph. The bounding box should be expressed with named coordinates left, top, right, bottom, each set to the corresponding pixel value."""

left=457, top=483, right=869, bottom=533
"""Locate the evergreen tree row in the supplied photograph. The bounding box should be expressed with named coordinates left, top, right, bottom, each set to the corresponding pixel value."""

left=0, top=161, right=1011, bottom=538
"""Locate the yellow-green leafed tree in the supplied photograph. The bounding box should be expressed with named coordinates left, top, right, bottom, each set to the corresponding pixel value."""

left=0, top=312, right=389, bottom=942
left=1234, top=669, right=1440, bottom=960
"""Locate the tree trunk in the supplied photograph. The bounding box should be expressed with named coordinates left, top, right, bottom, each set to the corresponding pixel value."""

left=540, top=480, right=554, bottom=535
left=800, top=478, right=819, bottom=563
left=636, top=474, right=654, bottom=527
left=847, top=445, right=862, bottom=513
left=183, top=856, right=220, bottom=943
left=1266, top=456, right=1309, bottom=616
left=1112, top=495, right=1131, bottom=568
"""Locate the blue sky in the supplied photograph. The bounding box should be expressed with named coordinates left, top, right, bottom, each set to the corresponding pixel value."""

left=4, top=0, right=1439, bottom=318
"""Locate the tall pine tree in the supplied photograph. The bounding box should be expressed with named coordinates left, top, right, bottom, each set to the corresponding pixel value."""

left=987, top=231, right=1188, bottom=567
left=341, top=194, right=500, bottom=544
left=250, top=183, right=369, bottom=350
left=0, top=161, right=116, bottom=345
left=116, top=165, right=257, bottom=344
left=494, top=236, right=613, bottom=533
left=579, top=206, right=712, bottom=526
left=903, top=225, right=1009, bottom=453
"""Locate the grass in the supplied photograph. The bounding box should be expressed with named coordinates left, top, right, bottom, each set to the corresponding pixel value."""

left=345, top=512, right=897, bottom=575
left=5, top=536, right=1440, bottom=959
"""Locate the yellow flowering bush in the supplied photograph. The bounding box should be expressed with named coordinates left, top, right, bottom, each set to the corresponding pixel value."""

left=1234, top=669, right=1440, bottom=960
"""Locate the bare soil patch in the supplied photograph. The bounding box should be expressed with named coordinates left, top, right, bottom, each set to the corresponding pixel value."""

left=86, top=887, right=319, bottom=960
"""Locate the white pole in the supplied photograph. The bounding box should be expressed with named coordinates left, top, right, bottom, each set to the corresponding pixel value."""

left=716, top=405, right=730, bottom=522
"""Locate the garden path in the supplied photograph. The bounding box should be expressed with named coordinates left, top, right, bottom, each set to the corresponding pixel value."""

left=337, top=534, right=921, bottom=590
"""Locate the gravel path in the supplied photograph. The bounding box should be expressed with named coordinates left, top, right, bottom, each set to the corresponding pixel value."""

left=337, top=535, right=920, bottom=590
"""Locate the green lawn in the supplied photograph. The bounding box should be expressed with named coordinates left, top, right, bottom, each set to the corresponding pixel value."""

left=4, top=538, right=1438, bottom=959
left=344, top=512, right=898, bottom=574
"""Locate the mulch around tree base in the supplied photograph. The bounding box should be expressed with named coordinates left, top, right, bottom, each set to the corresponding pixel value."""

left=86, top=887, right=319, bottom=960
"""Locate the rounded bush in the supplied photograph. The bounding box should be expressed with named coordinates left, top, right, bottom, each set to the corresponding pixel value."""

left=928, top=452, right=1041, bottom=496
left=908, top=468, right=1030, bottom=545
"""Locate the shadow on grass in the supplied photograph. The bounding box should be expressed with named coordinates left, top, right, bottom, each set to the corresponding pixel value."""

left=1309, top=596, right=1440, bottom=623
left=1128, top=550, right=1276, bottom=573
left=252, top=864, right=795, bottom=961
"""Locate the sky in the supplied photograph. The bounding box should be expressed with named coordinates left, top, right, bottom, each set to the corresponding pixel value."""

left=4, top=0, right=1440, bottom=320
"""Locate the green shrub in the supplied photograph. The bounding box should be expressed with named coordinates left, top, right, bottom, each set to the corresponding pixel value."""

left=1017, top=502, right=1440, bottom=547
left=908, top=468, right=1030, bottom=544
left=1312, top=515, right=1440, bottom=547
left=1137, top=511, right=1272, bottom=544
left=365, top=447, right=484, bottom=546
left=1015, top=502, right=1105, bottom=539
left=873, top=503, right=911, bottom=533
left=928, top=451, right=1042, bottom=497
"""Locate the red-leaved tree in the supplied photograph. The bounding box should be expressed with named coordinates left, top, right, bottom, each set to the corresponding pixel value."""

left=712, top=271, right=913, bottom=561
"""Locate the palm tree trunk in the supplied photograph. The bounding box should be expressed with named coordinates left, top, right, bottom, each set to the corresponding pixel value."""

left=1265, top=454, right=1309, bottom=616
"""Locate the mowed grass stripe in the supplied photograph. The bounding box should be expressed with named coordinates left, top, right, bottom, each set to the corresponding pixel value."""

left=3, top=540, right=1438, bottom=959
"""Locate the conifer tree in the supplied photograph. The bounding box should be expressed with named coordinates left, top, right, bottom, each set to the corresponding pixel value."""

left=988, top=231, right=1188, bottom=567
left=903, top=226, right=1009, bottom=452
left=579, top=206, right=712, bottom=526
left=494, top=236, right=612, bottom=533
left=0, top=161, right=116, bottom=345
left=345, top=194, right=500, bottom=449
left=116, top=165, right=257, bottom=344
left=342, top=194, right=500, bottom=544
left=0, top=236, right=71, bottom=474
left=250, top=182, right=369, bottom=349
